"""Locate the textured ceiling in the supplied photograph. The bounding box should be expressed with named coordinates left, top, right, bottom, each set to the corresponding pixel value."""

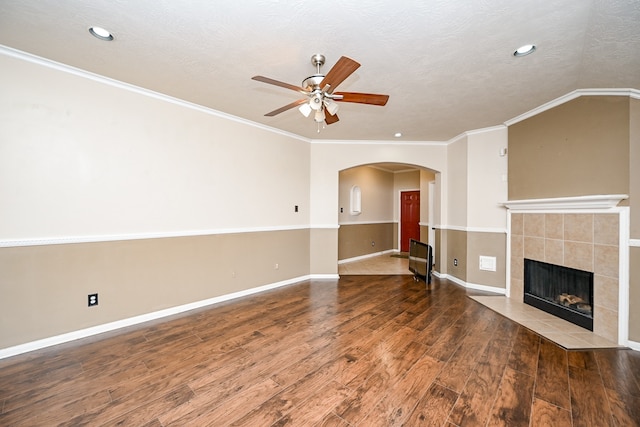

left=1, top=0, right=639, bottom=141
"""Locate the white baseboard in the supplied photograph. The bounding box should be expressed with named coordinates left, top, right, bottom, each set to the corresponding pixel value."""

left=434, top=273, right=506, bottom=295
left=627, top=340, right=640, bottom=352
left=0, top=275, right=312, bottom=360
left=310, top=274, right=340, bottom=280
left=338, top=249, right=397, bottom=265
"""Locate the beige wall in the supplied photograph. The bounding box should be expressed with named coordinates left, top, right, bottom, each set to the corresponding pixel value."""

left=420, top=170, right=436, bottom=230
left=338, top=223, right=395, bottom=260
left=447, top=136, right=468, bottom=227
left=438, top=128, right=508, bottom=290
left=310, top=142, right=448, bottom=227
left=446, top=229, right=467, bottom=281
left=434, top=229, right=445, bottom=274
left=419, top=225, right=430, bottom=246
left=507, top=95, right=637, bottom=343
left=508, top=96, right=630, bottom=200
left=0, top=51, right=312, bottom=351
left=467, top=128, right=509, bottom=229
left=338, top=166, right=394, bottom=223
left=0, top=54, right=310, bottom=239
left=467, top=231, right=507, bottom=289
left=0, top=229, right=309, bottom=349
left=4, top=48, right=636, bottom=353
left=310, top=227, right=338, bottom=275
left=337, top=165, right=439, bottom=260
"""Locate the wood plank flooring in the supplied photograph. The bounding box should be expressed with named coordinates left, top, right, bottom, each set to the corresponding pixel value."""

left=1, top=275, right=639, bottom=426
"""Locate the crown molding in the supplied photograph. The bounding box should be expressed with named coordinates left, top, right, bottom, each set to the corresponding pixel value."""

left=4, top=45, right=637, bottom=147
left=504, top=89, right=640, bottom=127
left=447, top=125, right=508, bottom=145
left=0, top=44, right=311, bottom=144
left=310, top=139, right=447, bottom=145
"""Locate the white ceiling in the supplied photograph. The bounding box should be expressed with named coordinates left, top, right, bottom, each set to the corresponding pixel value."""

left=1, top=0, right=639, bottom=142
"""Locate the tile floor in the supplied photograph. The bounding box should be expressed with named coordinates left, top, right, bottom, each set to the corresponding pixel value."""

left=338, top=252, right=411, bottom=275
left=339, top=252, right=622, bottom=350
left=469, top=295, right=622, bottom=349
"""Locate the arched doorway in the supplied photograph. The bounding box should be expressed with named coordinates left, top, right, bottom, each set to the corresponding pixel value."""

left=337, top=162, right=438, bottom=275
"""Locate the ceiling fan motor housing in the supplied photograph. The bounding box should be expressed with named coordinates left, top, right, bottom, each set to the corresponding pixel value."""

left=302, top=74, right=324, bottom=91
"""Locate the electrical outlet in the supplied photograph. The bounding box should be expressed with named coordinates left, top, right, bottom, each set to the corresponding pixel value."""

left=371, top=241, right=375, bottom=246
left=294, top=205, right=298, bottom=212
left=274, top=263, right=279, bottom=270
left=453, top=259, right=458, bottom=266
left=88, top=293, right=98, bottom=307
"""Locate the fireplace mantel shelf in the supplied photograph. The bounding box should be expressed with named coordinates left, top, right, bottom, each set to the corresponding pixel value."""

left=502, top=194, right=628, bottom=211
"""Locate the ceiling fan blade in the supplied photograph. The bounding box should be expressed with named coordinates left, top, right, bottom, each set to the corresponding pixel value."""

left=320, top=56, right=360, bottom=93
left=334, top=92, right=389, bottom=106
left=252, top=76, right=307, bottom=94
left=325, top=111, right=339, bottom=125
left=264, top=99, right=308, bottom=116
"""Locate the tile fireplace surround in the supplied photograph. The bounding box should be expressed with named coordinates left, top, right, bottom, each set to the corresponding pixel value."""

left=485, top=195, right=629, bottom=349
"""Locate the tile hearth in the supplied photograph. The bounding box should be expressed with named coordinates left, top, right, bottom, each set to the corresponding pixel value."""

left=470, top=295, right=622, bottom=349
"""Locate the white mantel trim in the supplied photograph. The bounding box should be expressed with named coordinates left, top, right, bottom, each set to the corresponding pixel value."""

left=502, top=194, right=628, bottom=211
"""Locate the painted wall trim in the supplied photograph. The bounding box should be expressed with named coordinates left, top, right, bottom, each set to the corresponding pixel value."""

left=504, top=88, right=640, bottom=127
left=0, top=225, right=339, bottom=248
left=432, top=225, right=507, bottom=233
left=0, top=274, right=316, bottom=360
left=630, top=239, right=640, bottom=247
left=311, top=224, right=341, bottom=229
left=0, top=45, right=310, bottom=144
left=628, top=340, right=640, bottom=352
left=434, top=272, right=506, bottom=295
left=338, top=220, right=395, bottom=226
left=338, top=249, right=396, bottom=264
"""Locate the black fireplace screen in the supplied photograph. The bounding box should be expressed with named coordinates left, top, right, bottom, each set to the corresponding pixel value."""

left=524, top=258, right=594, bottom=330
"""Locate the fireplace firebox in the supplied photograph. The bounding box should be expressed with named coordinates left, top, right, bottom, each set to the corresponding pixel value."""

left=524, top=259, right=594, bottom=331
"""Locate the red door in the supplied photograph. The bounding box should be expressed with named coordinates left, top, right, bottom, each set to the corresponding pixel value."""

left=401, top=191, right=420, bottom=252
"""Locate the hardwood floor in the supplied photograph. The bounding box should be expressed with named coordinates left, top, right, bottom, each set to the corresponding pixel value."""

left=1, top=275, right=639, bottom=426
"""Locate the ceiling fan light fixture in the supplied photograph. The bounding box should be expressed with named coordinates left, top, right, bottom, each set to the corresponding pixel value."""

left=299, top=102, right=312, bottom=117
left=310, top=93, right=323, bottom=111
left=513, top=44, right=536, bottom=57
left=325, top=99, right=339, bottom=116
left=314, top=109, right=325, bottom=123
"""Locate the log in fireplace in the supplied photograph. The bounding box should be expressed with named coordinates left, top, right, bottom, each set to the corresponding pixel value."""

left=524, top=259, right=594, bottom=331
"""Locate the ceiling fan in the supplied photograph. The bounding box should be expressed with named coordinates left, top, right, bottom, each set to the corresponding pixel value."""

left=252, top=54, right=389, bottom=128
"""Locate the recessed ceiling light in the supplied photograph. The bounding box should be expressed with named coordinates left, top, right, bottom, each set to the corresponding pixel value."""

left=513, top=44, right=536, bottom=57
left=394, top=132, right=402, bottom=138
left=89, top=26, right=114, bottom=41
